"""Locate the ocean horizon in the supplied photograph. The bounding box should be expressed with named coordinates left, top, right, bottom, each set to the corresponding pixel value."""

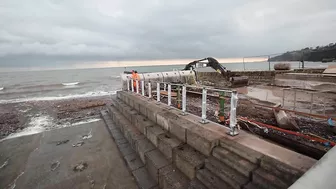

left=0, top=61, right=332, bottom=103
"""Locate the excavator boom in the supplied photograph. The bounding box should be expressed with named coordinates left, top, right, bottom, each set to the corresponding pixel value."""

left=183, top=57, right=231, bottom=80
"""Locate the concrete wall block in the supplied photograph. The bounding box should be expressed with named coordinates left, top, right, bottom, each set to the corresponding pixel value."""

left=260, top=156, right=302, bottom=185
left=172, top=144, right=205, bottom=179
left=212, top=147, right=257, bottom=178
left=196, top=168, right=231, bottom=189
left=119, top=142, right=135, bottom=157
left=205, top=157, right=249, bottom=189
left=132, top=166, right=158, bottom=189
left=124, top=125, right=146, bottom=150
left=145, top=149, right=171, bottom=182
left=158, top=164, right=190, bottom=189
left=123, top=109, right=138, bottom=123
left=133, top=100, right=140, bottom=112
left=186, top=126, right=220, bottom=156
left=220, top=139, right=263, bottom=164
left=146, top=104, right=164, bottom=123
left=169, top=118, right=195, bottom=143
left=124, top=153, right=145, bottom=171
left=146, top=125, right=166, bottom=147
left=117, top=91, right=122, bottom=99
left=156, top=111, right=178, bottom=131
left=137, top=99, right=149, bottom=116
left=157, top=133, right=183, bottom=161
left=136, top=116, right=155, bottom=135
left=252, top=168, right=288, bottom=189
left=136, top=138, right=156, bottom=164
left=188, top=178, right=207, bottom=189
left=128, top=98, right=134, bottom=108
left=139, top=103, right=148, bottom=116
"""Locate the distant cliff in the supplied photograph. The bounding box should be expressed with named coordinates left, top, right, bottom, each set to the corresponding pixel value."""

left=270, top=43, right=336, bottom=62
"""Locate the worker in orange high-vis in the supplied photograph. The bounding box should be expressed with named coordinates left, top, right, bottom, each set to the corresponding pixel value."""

left=132, top=70, right=140, bottom=91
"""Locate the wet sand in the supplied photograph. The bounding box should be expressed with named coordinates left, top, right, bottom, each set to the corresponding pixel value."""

left=0, top=96, right=112, bottom=140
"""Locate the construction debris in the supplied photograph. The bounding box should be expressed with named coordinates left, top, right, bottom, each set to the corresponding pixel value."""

left=273, top=103, right=300, bottom=131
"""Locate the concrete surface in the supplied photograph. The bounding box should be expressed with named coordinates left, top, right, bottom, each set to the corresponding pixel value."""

left=212, top=146, right=257, bottom=177
left=0, top=120, right=138, bottom=189
left=173, top=144, right=205, bottom=179
left=289, top=146, right=336, bottom=189
left=157, top=133, right=183, bottom=161
left=205, top=157, right=249, bottom=189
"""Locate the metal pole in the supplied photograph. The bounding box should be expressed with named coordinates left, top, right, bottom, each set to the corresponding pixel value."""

left=127, top=79, right=130, bottom=91
left=310, top=93, right=313, bottom=114
left=168, top=84, right=171, bottom=106
left=131, top=79, right=134, bottom=92
left=164, top=83, right=166, bottom=91
left=157, top=83, right=160, bottom=102
left=323, top=100, right=326, bottom=116
left=229, top=91, right=239, bottom=136
left=282, top=89, right=285, bottom=107
left=200, top=87, right=208, bottom=124
left=177, top=86, right=181, bottom=109
left=268, top=55, right=271, bottom=71
left=219, top=91, right=225, bottom=123
left=148, top=82, right=152, bottom=98
left=293, top=90, right=297, bottom=110
left=136, top=80, right=139, bottom=94
left=182, top=85, right=187, bottom=115
left=141, top=80, right=145, bottom=96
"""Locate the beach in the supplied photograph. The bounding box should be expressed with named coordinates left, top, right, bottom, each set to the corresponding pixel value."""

left=0, top=96, right=112, bottom=140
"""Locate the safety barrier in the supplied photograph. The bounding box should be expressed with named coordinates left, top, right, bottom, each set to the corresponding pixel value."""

left=282, top=88, right=327, bottom=115
left=125, top=79, right=239, bottom=136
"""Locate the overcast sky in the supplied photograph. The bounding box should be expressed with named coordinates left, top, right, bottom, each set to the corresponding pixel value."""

left=0, top=0, right=335, bottom=68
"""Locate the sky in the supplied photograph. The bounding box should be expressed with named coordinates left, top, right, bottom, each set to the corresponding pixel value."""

left=0, top=0, right=335, bottom=70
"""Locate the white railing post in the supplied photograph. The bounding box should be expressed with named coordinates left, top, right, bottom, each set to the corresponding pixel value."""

left=164, top=83, right=166, bottom=91
left=131, top=79, right=134, bottom=92
left=200, top=87, right=208, bottom=124
left=136, top=80, right=139, bottom=94
left=141, top=80, right=145, bottom=96
left=148, top=82, right=152, bottom=98
left=168, top=84, right=171, bottom=106
left=182, top=85, right=187, bottom=115
left=228, top=90, right=239, bottom=136
left=157, top=82, right=160, bottom=102
left=127, top=79, right=130, bottom=91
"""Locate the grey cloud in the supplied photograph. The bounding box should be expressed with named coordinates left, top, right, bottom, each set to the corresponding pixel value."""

left=0, top=0, right=336, bottom=68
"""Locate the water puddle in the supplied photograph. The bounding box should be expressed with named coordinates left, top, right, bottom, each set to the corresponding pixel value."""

left=236, top=86, right=283, bottom=104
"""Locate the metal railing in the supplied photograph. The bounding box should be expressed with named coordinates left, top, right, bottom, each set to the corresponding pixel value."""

left=125, top=79, right=239, bottom=136
left=282, top=88, right=326, bottom=115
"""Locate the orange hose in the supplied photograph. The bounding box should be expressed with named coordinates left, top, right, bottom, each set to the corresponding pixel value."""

left=239, top=117, right=335, bottom=147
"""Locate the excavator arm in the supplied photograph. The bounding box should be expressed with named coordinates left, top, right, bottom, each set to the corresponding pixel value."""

left=183, top=57, right=231, bottom=80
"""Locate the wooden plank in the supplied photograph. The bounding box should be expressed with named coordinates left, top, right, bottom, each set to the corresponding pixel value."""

left=160, top=91, right=177, bottom=97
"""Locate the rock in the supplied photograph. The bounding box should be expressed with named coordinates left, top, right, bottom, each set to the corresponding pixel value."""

left=56, top=139, right=69, bottom=146
left=72, top=141, right=85, bottom=147
left=73, top=162, right=88, bottom=172
left=273, top=104, right=299, bottom=131
left=274, top=63, right=291, bottom=70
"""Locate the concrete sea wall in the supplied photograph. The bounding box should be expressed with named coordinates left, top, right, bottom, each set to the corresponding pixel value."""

left=103, top=91, right=317, bottom=189
left=197, top=68, right=326, bottom=85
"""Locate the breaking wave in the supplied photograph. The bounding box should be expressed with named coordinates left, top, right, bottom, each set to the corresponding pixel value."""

left=0, top=90, right=118, bottom=104
left=62, top=82, right=80, bottom=86
left=0, top=87, right=3, bottom=91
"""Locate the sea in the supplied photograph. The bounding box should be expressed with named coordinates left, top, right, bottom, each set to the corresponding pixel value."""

left=0, top=61, right=332, bottom=103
